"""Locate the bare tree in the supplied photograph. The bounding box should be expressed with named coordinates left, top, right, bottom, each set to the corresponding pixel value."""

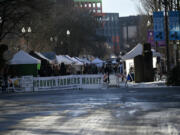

left=53, top=7, right=106, bottom=57
left=139, top=0, right=180, bottom=14
left=0, top=0, right=52, bottom=42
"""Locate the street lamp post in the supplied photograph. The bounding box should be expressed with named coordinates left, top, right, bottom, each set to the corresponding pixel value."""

left=66, top=30, right=70, bottom=36
left=176, top=41, right=180, bottom=66
left=50, top=36, right=58, bottom=46
left=163, top=0, right=170, bottom=73
left=0, top=17, right=2, bottom=24
left=0, top=17, right=2, bottom=40
left=50, top=36, right=58, bottom=52
left=66, top=30, right=70, bottom=55
left=21, top=27, right=32, bottom=50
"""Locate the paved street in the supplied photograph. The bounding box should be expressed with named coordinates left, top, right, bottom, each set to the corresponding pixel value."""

left=0, top=87, right=180, bottom=135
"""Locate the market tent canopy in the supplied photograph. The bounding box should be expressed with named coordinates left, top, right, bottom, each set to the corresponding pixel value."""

left=122, top=43, right=161, bottom=60
left=56, top=55, right=74, bottom=65
left=29, top=51, right=52, bottom=64
left=10, top=50, right=41, bottom=65
left=41, top=52, right=56, bottom=60
left=65, top=55, right=76, bottom=64
left=122, top=43, right=143, bottom=60
left=35, top=52, right=52, bottom=63
left=64, top=55, right=84, bottom=65
left=75, top=57, right=91, bottom=64
left=91, top=58, right=104, bottom=67
left=92, top=58, right=104, bottom=64
left=71, top=57, right=84, bottom=65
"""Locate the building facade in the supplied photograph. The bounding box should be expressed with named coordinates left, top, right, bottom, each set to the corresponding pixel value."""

left=54, top=0, right=74, bottom=7
left=101, top=13, right=120, bottom=54
left=73, top=0, right=102, bottom=15
left=73, top=0, right=142, bottom=55
left=119, top=16, right=141, bottom=52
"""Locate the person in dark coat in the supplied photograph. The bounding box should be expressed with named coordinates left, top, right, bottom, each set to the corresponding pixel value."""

left=60, top=63, right=66, bottom=76
left=104, top=65, right=110, bottom=83
left=2, top=66, right=8, bottom=93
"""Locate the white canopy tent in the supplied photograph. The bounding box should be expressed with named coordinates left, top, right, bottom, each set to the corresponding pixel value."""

left=56, top=55, right=74, bottom=65
left=122, top=43, right=161, bottom=60
left=91, top=58, right=105, bottom=67
left=71, top=57, right=84, bottom=65
left=64, top=55, right=84, bottom=74
left=75, top=57, right=91, bottom=64
left=122, top=43, right=143, bottom=60
left=10, top=50, right=41, bottom=65
left=122, top=43, right=162, bottom=74
left=35, top=52, right=53, bottom=64
left=65, top=55, right=84, bottom=65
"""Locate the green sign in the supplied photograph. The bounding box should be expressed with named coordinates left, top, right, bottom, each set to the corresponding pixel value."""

left=74, top=0, right=102, bottom=3
left=37, top=64, right=41, bottom=70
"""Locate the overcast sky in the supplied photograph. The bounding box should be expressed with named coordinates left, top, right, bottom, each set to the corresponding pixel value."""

left=102, top=0, right=141, bottom=17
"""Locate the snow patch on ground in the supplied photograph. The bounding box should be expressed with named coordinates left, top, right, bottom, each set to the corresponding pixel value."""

left=119, top=81, right=167, bottom=88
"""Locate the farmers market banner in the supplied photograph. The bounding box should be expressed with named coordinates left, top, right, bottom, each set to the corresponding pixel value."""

left=11, top=75, right=104, bottom=92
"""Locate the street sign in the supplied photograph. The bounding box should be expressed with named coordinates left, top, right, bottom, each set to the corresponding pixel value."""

left=153, top=12, right=165, bottom=41
left=169, top=11, right=180, bottom=40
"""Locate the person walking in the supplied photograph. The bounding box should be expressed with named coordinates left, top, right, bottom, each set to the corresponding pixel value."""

left=104, top=65, right=110, bottom=83
left=60, top=63, right=66, bottom=76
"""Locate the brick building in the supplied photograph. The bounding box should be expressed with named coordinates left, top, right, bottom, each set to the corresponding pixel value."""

left=73, top=0, right=142, bottom=54
left=74, top=0, right=103, bottom=15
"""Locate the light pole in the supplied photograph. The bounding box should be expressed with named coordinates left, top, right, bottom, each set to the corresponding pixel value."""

left=0, top=17, right=2, bottom=40
left=176, top=41, right=180, bottom=66
left=50, top=36, right=58, bottom=46
left=66, top=30, right=70, bottom=37
left=66, top=30, right=70, bottom=55
left=21, top=27, right=32, bottom=50
left=163, top=0, right=170, bottom=73
left=0, top=17, right=2, bottom=24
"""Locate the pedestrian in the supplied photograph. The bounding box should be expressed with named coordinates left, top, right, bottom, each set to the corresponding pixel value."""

left=104, top=65, right=110, bottom=83
left=2, top=67, right=8, bottom=93
left=125, top=67, right=134, bottom=87
left=60, top=63, right=66, bottom=76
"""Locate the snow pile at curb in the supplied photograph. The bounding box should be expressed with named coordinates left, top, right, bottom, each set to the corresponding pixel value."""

left=121, top=81, right=167, bottom=88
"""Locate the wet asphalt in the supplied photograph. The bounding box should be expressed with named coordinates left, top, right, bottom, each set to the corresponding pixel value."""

left=0, top=87, right=180, bottom=135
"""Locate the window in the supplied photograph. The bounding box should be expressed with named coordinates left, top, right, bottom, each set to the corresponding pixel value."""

left=97, top=3, right=101, bottom=8
left=111, top=17, right=114, bottom=21
left=89, top=10, right=92, bottom=13
left=93, top=3, right=96, bottom=7
left=97, top=10, right=101, bottom=13
left=89, top=3, right=92, bottom=7
left=106, top=17, right=110, bottom=21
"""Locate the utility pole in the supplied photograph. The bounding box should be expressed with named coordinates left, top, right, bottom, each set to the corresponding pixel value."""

left=164, top=0, right=170, bottom=73
left=177, top=0, right=180, bottom=66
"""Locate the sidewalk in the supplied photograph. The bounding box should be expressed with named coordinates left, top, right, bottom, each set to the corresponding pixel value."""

left=109, top=74, right=167, bottom=88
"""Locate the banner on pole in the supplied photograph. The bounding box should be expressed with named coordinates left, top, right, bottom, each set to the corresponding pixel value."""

left=147, top=30, right=166, bottom=46
left=153, top=12, right=165, bottom=41
left=169, top=11, right=180, bottom=40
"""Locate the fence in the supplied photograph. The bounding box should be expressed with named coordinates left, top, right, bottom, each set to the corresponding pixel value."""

left=9, top=74, right=104, bottom=92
